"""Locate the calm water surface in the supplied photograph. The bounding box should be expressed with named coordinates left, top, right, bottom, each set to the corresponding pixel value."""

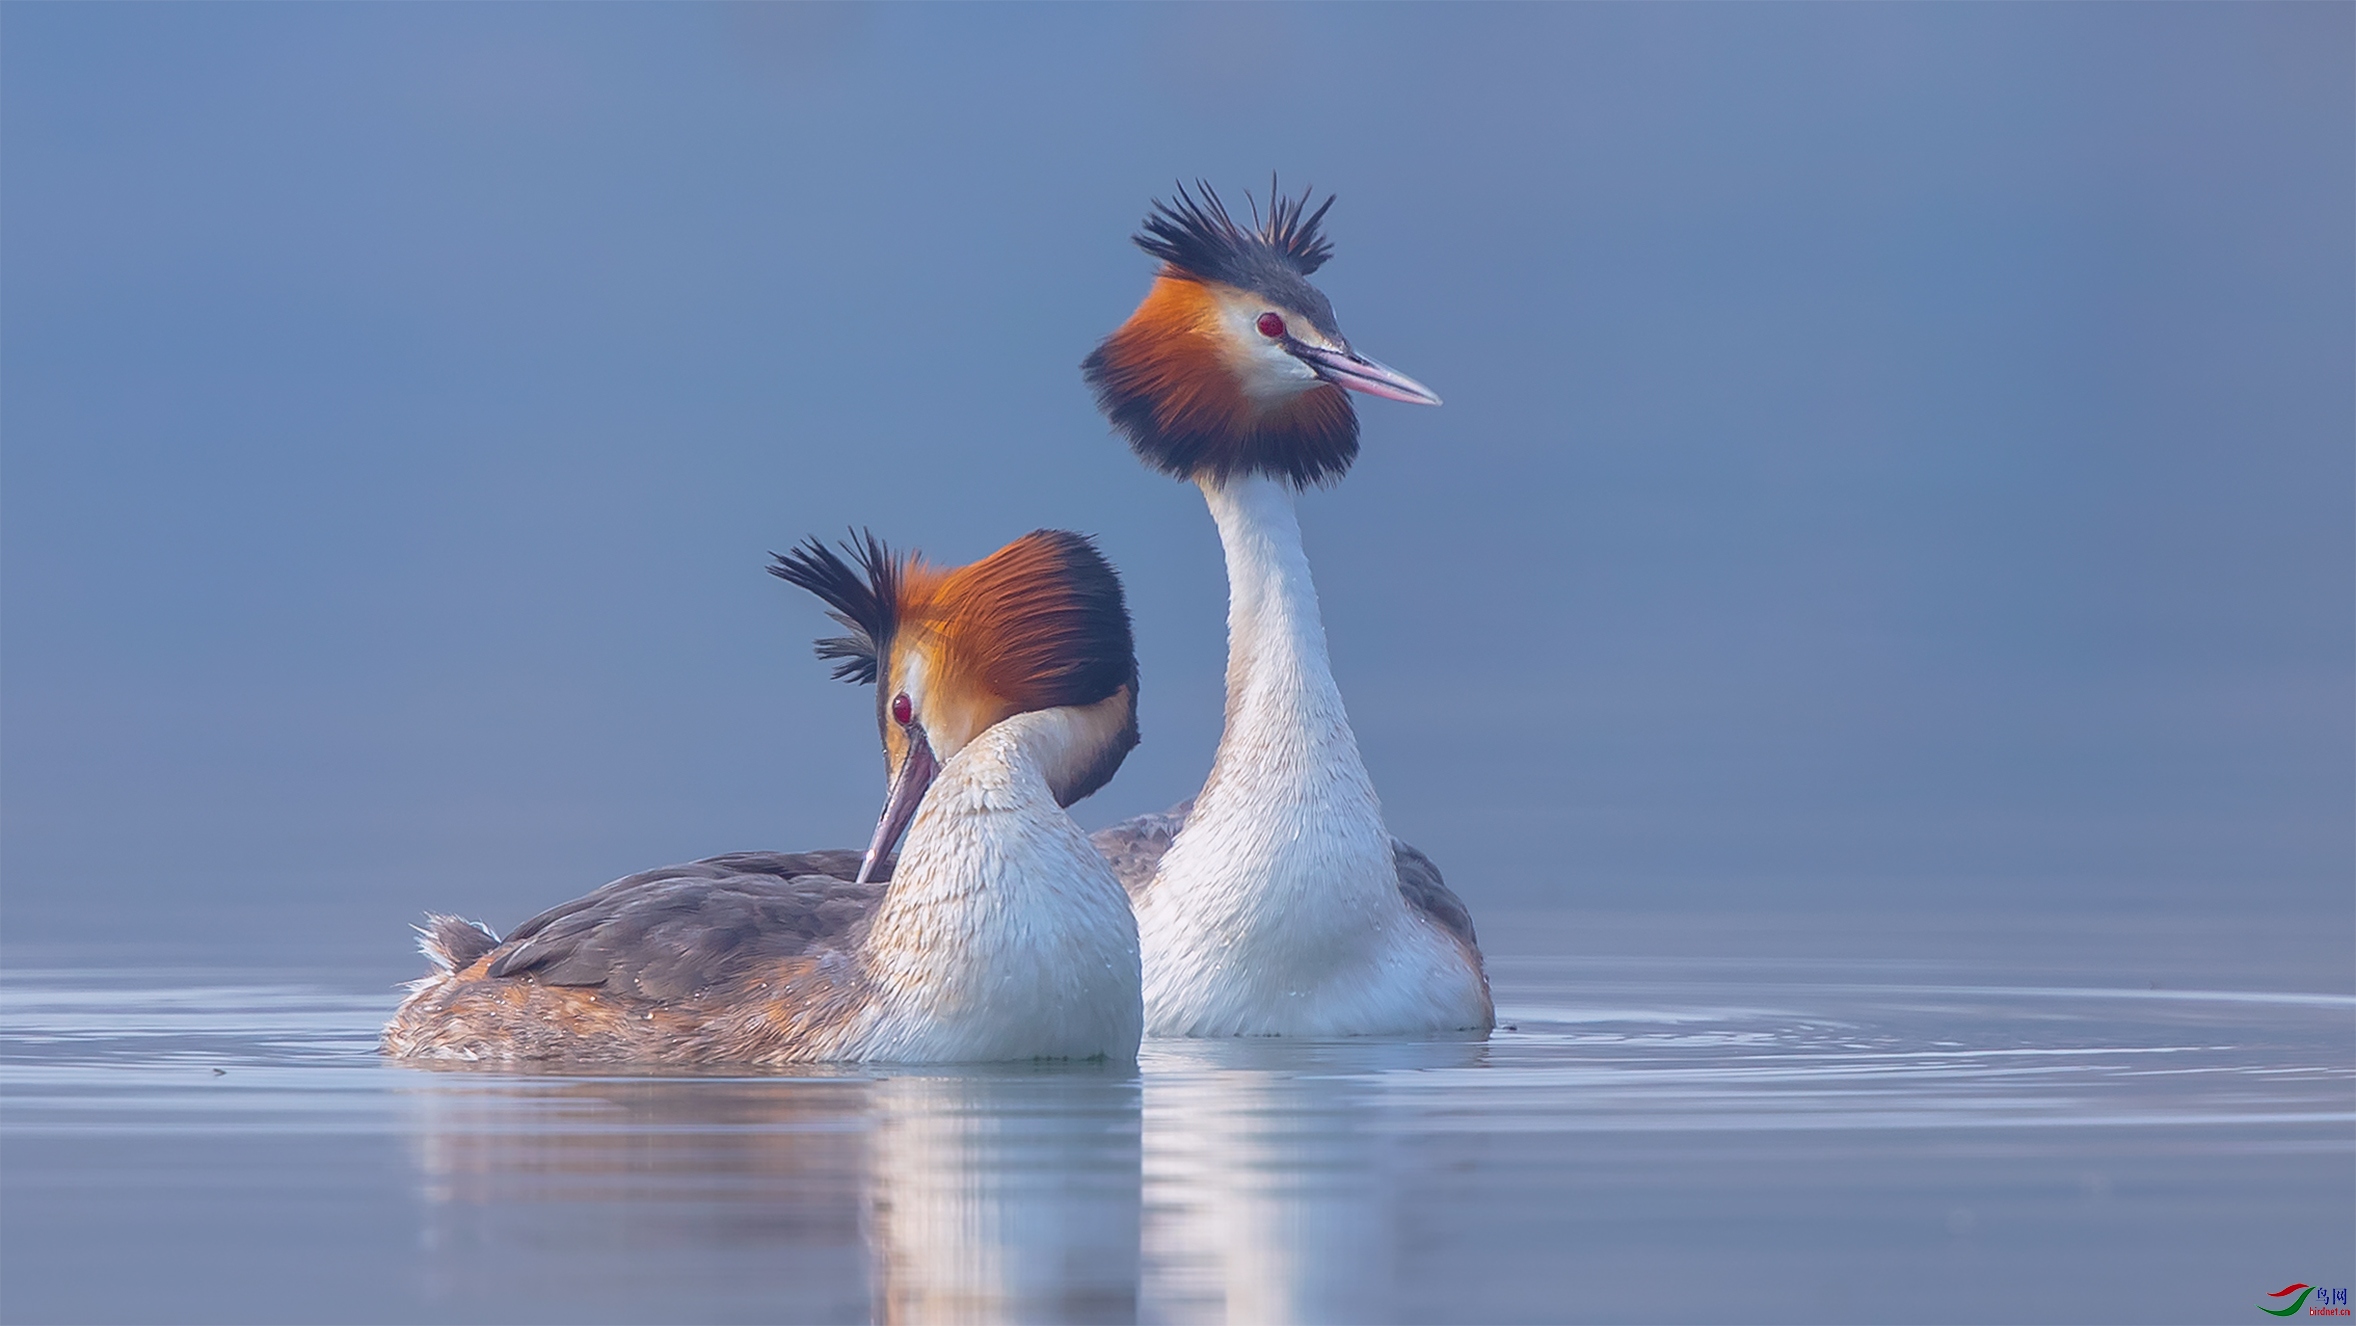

left=3, top=918, right=2350, bottom=1324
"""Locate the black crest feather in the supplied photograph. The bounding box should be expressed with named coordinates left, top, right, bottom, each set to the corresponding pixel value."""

left=1134, top=178, right=1340, bottom=331
left=1138, top=178, right=1333, bottom=276
left=768, top=531, right=900, bottom=686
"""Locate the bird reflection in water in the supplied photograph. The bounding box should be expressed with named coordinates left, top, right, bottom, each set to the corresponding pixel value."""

left=401, top=1065, right=1141, bottom=1324
left=1137, top=1037, right=1490, bottom=1325
left=400, top=1043, right=1486, bottom=1323
left=868, top=1070, right=1141, bottom=1323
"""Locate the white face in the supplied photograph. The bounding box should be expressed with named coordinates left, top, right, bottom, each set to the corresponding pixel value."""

left=893, top=648, right=931, bottom=725
left=1209, top=286, right=1341, bottom=407
left=883, top=646, right=1131, bottom=804
left=881, top=641, right=1004, bottom=776
left=880, top=647, right=953, bottom=785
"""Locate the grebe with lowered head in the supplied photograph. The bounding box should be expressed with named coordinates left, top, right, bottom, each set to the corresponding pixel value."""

left=1084, top=182, right=1493, bottom=1038
left=381, top=529, right=1144, bottom=1065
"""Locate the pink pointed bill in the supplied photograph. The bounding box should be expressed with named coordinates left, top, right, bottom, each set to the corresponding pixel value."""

left=1290, top=343, right=1443, bottom=406
left=857, top=729, right=937, bottom=884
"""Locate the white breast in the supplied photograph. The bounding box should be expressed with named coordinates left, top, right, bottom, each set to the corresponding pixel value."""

left=837, top=711, right=1145, bottom=1062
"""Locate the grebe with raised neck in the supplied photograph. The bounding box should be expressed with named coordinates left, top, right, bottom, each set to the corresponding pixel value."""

left=1083, top=182, right=1493, bottom=1037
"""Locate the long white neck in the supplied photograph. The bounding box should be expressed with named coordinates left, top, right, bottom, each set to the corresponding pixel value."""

left=1191, top=473, right=1389, bottom=861
left=847, top=710, right=1142, bottom=1062
left=1138, top=475, right=1495, bottom=1038
left=1208, top=476, right=1347, bottom=753
left=1135, top=473, right=1399, bottom=1035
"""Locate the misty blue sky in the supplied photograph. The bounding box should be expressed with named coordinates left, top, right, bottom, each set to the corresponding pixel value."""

left=3, top=4, right=2348, bottom=954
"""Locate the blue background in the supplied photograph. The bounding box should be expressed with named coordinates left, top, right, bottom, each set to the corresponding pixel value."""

left=4, top=4, right=2348, bottom=956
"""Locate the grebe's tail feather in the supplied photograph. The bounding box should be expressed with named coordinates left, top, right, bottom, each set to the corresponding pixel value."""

left=416, top=914, right=501, bottom=973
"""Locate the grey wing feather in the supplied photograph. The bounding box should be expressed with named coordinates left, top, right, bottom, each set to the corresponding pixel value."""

left=482, top=852, right=889, bottom=1001
left=1090, top=801, right=1480, bottom=950
left=1387, top=839, right=1480, bottom=950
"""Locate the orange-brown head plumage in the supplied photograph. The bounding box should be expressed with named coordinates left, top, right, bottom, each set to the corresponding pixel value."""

left=928, top=531, right=1136, bottom=720
left=1085, top=181, right=1364, bottom=487
left=1085, top=269, right=1362, bottom=487
left=770, top=529, right=1139, bottom=807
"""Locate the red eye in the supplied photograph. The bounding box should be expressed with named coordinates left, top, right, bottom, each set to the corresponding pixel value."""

left=1256, top=312, right=1286, bottom=339
left=891, top=693, right=913, bottom=726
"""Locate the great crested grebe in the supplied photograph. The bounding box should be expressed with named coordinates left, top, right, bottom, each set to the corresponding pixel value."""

left=1083, top=182, right=1493, bottom=1037
left=382, top=529, right=1145, bottom=1065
